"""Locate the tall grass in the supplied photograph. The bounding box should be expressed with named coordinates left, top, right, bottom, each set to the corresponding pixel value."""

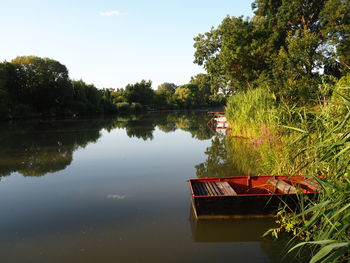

left=284, top=79, right=350, bottom=262
left=226, top=87, right=281, bottom=138
left=225, top=87, right=304, bottom=175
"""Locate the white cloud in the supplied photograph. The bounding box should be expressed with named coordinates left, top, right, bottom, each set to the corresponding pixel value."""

left=107, top=194, right=127, bottom=200
left=99, top=10, right=125, bottom=17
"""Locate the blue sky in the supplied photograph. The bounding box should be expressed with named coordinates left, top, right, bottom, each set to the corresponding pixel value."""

left=0, top=0, right=253, bottom=89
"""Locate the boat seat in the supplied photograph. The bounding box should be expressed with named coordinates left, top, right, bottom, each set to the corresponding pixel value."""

left=268, top=178, right=297, bottom=194
left=192, top=181, right=238, bottom=196
left=293, top=178, right=320, bottom=191
left=215, top=181, right=237, bottom=196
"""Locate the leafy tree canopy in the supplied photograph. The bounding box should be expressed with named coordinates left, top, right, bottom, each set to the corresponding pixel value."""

left=157, top=82, right=177, bottom=93
left=125, top=80, right=154, bottom=105
left=194, top=0, right=350, bottom=102
left=10, top=56, right=72, bottom=111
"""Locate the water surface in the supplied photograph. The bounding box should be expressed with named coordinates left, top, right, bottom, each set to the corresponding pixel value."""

left=0, top=112, right=301, bottom=263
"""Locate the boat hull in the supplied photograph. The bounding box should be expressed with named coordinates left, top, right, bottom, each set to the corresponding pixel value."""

left=189, top=175, right=318, bottom=219
left=192, top=193, right=315, bottom=219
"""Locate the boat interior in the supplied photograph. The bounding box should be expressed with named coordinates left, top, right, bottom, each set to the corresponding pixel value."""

left=190, top=176, right=317, bottom=197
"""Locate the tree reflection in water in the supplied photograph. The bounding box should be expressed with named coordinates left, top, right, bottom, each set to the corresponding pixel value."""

left=0, top=111, right=213, bottom=178
left=0, top=118, right=115, bottom=177
left=195, top=135, right=265, bottom=178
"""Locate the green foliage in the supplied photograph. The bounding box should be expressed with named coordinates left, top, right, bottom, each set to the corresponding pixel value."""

left=115, top=102, right=131, bottom=113
left=194, top=0, right=350, bottom=102
left=194, top=16, right=269, bottom=94
left=125, top=80, right=154, bottom=105
left=173, top=86, right=192, bottom=107
left=0, top=54, right=223, bottom=119
left=0, top=63, right=12, bottom=118
left=190, top=73, right=224, bottom=105
left=157, top=82, right=177, bottom=93
left=70, top=80, right=115, bottom=114
left=0, top=57, right=120, bottom=118
left=174, top=84, right=204, bottom=107
left=154, top=88, right=173, bottom=106
left=11, top=56, right=73, bottom=112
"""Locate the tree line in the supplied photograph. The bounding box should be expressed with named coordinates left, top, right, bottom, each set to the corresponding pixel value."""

left=0, top=56, right=224, bottom=119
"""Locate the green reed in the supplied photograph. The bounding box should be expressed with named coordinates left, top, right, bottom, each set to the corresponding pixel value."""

left=225, top=76, right=350, bottom=262
left=285, top=83, right=350, bottom=262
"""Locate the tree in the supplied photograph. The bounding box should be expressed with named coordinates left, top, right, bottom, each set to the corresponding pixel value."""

left=173, top=84, right=201, bottom=107
left=154, top=88, right=172, bottom=106
left=190, top=73, right=219, bottom=105
left=157, top=82, right=177, bottom=93
left=194, top=16, right=270, bottom=94
left=194, top=0, right=350, bottom=103
left=125, top=80, right=154, bottom=105
left=71, top=80, right=104, bottom=112
left=10, top=56, right=73, bottom=112
left=0, top=62, right=16, bottom=116
left=252, top=0, right=350, bottom=101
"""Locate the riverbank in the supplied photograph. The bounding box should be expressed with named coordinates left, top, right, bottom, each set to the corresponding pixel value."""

left=0, top=106, right=223, bottom=122
left=225, top=75, right=350, bottom=262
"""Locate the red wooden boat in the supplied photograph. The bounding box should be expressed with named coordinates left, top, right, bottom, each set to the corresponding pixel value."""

left=189, top=175, right=319, bottom=219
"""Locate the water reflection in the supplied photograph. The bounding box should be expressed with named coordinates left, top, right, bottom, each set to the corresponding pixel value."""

left=189, top=207, right=310, bottom=262
left=0, top=118, right=110, bottom=177
left=195, top=134, right=270, bottom=178
left=189, top=207, right=276, bottom=242
left=0, top=111, right=310, bottom=263
left=0, top=111, right=212, bottom=178
left=195, top=137, right=250, bottom=178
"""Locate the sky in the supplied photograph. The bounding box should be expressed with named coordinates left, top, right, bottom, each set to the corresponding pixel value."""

left=0, top=0, right=253, bottom=89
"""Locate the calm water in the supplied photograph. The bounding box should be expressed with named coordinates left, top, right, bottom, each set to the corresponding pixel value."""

left=0, top=112, right=300, bottom=263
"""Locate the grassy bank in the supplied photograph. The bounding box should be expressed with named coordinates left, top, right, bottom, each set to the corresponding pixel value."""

left=225, top=76, right=350, bottom=262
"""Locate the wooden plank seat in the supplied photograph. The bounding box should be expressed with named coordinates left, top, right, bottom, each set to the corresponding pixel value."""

left=192, top=181, right=237, bottom=196
left=215, top=181, right=237, bottom=196
left=268, top=178, right=297, bottom=194
left=192, top=182, right=206, bottom=196
left=294, top=178, right=320, bottom=191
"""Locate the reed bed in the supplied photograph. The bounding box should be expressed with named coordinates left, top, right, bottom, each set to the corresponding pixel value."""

left=225, top=76, right=350, bottom=262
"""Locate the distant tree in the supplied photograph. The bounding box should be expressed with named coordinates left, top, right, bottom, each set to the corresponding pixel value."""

left=157, top=82, right=177, bottom=93
left=173, top=84, right=201, bottom=107
left=101, top=88, right=113, bottom=102
left=71, top=80, right=110, bottom=113
left=125, top=80, right=154, bottom=105
left=0, top=62, right=16, bottom=116
left=111, top=88, right=128, bottom=103
left=190, top=73, right=214, bottom=105
left=10, top=56, right=73, bottom=112
left=0, top=62, right=15, bottom=93
left=154, top=88, right=172, bottom=106
left=173, top=86, right=191, bottom=107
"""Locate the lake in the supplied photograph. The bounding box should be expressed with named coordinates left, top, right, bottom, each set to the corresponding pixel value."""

left=0, top=111, right=299, bottom=263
